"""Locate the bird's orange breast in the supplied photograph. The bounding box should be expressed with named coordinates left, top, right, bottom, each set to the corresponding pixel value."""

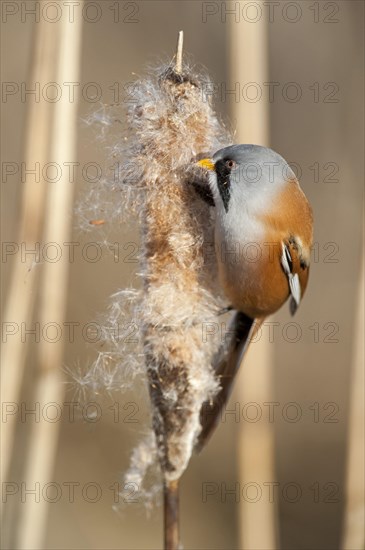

left=217, top=179, right=313, bottom=318
left=218, top=239, right=291, bottom=318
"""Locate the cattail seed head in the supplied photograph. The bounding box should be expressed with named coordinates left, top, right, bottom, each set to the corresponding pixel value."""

left=77, top=58, right=232, bottom=489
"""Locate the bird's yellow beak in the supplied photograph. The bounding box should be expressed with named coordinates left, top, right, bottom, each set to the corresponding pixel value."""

left=196, top=158, right=215, bottom=171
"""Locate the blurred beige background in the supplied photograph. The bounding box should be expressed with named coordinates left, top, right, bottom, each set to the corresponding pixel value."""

left=1, top=1, right=364, bottom=549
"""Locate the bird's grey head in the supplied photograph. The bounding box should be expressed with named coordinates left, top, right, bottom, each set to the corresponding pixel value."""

left=210, top=144, right=296, bottom=213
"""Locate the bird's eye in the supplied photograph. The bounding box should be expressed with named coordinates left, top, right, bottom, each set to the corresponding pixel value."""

left=225, top=159, right=236, bottom=170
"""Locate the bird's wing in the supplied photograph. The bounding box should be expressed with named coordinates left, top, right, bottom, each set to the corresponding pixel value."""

left=281, top=238, right=310, bottom=315
left=196, top=312, right=262, bottom=452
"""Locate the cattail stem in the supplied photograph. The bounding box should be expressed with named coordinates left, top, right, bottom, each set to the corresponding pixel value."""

left=126, top=30, right=228, bottom=548
left=164, top=480, right=180, bottom=550
left=175, top=30, right=183, bottom=74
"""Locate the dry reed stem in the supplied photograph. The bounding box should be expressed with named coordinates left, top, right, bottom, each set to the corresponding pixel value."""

left=16, top=8, right=84, bottom=548
left=0, top=19, right=56, bottom=496
left=229, top=7, right=278, bottom=548
left=341, top=257, right=365, bottom=549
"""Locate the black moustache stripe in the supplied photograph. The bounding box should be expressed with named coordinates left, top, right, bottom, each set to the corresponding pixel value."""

left=215, top=160, right=232, bottom=212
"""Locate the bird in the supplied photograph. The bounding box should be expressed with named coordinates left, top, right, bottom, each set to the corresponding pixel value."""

left=195, top=144, right=313, bottom=449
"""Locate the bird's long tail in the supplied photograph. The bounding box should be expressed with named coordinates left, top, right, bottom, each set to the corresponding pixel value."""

left=196, top=311, right=263, bottom=451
